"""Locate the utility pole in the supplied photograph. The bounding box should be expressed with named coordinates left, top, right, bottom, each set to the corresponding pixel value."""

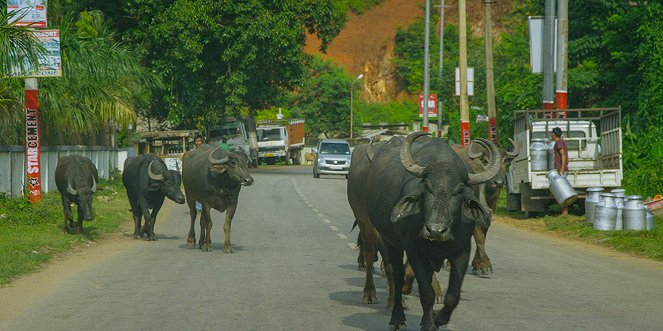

left=422, top=0, right=432, bottom=133
left=436, top=0, right=446, bottom=138
left=484, top=0, right=498, bottom=145
left=543, top=0, right=556, bottom=116
left=556, top=0, right=568, bottom=118
left=459, top=0, right=470, bottom=146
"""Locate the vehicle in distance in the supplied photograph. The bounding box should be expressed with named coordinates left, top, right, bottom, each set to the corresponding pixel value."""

left=313, top=139, right=352, bottom=179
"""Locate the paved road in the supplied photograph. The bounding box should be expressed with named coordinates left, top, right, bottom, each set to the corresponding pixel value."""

left=2, top=166, right=663, bottom=330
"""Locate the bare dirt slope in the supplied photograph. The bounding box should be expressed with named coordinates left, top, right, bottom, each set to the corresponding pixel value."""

left=305, top=0, right=513, bottom=102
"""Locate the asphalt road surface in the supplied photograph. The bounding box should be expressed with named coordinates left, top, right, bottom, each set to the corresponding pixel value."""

left=2, top=166, right=663, bottom=331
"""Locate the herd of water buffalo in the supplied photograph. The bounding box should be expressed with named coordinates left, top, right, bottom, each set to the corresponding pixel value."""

left=54, top=132, right=516, bottom=331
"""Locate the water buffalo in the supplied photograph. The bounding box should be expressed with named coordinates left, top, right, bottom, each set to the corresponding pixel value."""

left=122, top=154, right=186, bottom=241
left=348, top=132, right=501, bottom=330
left=182, top=144, right=254, bottom=252
left=348, top=140, right=393, bottom=306
left=55, top=155, right=98, bottom=234
left=451, top=138, right=519, bottom=276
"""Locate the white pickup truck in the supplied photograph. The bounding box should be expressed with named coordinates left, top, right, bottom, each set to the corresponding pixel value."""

left=506, top=108, right=622, bottom=215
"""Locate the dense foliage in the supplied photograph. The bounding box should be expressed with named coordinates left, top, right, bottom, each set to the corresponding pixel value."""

left=391, top=0, right=663, bottom=195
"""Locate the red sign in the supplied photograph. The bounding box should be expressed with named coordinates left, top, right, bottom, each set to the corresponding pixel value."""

left=25, top=81, right=42, bottom=203
left=488, top=117, right=498, bottom=145
left=461, top=121, right=471, bottom=147
left=419, top=94, right=437, bottom=118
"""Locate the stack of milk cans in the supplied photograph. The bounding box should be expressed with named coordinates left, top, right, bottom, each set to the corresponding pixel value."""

left=585, top=188, right=656, bottom=231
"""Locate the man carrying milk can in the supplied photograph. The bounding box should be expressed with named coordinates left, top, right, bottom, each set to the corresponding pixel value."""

left=551, top=127, right=570, bottom=215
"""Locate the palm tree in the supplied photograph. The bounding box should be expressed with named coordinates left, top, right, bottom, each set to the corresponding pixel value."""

left=0, top=10, right=46, bottom=143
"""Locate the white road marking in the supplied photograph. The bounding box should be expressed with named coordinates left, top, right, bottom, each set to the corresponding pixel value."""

left=312, top=208, right=319, bottom=213
left=348, top=243, right=356, bottom=249
left=329, top=225, right=338, bottom=231
left=317, top=213, right=325, bottom=218
left=337, top=233, right=348, bottom=239
left=323, top=219, right=331, bottom=224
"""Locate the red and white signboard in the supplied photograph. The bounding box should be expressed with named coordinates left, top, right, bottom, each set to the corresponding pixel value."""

left=419, top=94, right=437, bottom=118
left=7, top=0, right=48, bottom=28
left=25, top=78, right=42, bottom=202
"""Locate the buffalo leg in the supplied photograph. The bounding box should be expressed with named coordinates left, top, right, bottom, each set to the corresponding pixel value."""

left=403, top=260, right=443, bottom=304
left=145, top=198, right=164, bottom=241
left=201, top=208, right=213, bottom=252
left=198, top=209, right=206, bottom=248
left=61, top=195, right=73, bottom=233
left=76, top=204, right=85, bottom=234
left=407, top=250, right=437, bottom=331
left=434, top=247, right=471, bottom=327
left=186, top=198, right=198, bottom=248
left=472, top=224, right=492, bottom=276
left=387, top=245, right=406, bottom=330
left=127, top=194, right=144, bottom=239
left=356, top=233, right=366, bottom=271
left=222, top=202, right=238, bottom=253
left=358, top=222, right=379, bottom=304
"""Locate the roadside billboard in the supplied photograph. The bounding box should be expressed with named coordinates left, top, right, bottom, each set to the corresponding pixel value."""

left=419, top=94, right=437, bottom=118
left=7, top=0, right=48, bottom=28
left=11, top=29, right=61, bottom=78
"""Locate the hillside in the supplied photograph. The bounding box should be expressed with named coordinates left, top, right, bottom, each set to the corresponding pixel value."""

left=305, top=0, right=513, bottom=102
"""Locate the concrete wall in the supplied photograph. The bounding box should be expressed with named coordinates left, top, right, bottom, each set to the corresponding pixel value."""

left=0, top=145, right=122, bottom=197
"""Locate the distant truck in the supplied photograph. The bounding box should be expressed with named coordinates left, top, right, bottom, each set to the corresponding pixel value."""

left=506, top=108, right=623, bottom=216
left=256, top=119, right=305, bottom=165
left=208, top=117, right=259, bottom=167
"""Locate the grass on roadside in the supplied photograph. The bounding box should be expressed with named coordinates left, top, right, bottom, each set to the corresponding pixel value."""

left=0, top=176, right=131, bottom=287
left=495, top=192, right=663, bottom=261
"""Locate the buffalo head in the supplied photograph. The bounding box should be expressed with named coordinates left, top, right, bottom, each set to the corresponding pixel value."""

left=208, top=148, right=254, bottom=186
left=148, top=160, right=186, bottom=204
left=67, top=177, right=96, bottom=221
left=392, top=133, right=501, bottom=241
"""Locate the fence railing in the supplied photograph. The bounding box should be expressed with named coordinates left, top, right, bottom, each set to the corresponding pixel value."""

left=0, top=145, right=129, bottom=198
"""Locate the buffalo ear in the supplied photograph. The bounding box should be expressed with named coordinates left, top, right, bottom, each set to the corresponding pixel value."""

left=462, top=189, right=491, bottom=227
left=210, top=165, right=227, bottom=174
left=390, top=190, right=422, bottom=223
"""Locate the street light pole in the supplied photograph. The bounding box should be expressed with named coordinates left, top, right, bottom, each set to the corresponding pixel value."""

left=350, top=73, right=364, bottom=140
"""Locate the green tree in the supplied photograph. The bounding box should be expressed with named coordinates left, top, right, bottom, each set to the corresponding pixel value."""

left=289, top=56, right=356, bottom=138
left=123, top=0, right=345, bottom=133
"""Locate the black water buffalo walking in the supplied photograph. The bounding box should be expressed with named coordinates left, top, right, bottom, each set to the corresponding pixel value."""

left=122, top=154, right=185, bottom=241
left=348, top=132, right=501, bottom=330
left=182, top=144, right=254, bottom=252
left=55, top=155, right=98, bottom=234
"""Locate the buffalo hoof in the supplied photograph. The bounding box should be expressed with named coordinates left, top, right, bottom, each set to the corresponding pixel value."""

left=389, top=322, right=407, bottom=331
left=62, top=226, right=70, bottom=234
left=186, top=238, right=196, bottom=249
left=362, top=291, right=378, bottom=304
left=132, top=233, right=142, bottom=240
left=201, top=243, right=213, bottom=252
left=433, top=309, right=450, bottom=328
left=472, top=266, right=493, bottom=277
left=146, top=236, right=158, bottom=242
left=223, top=245, right=234, bottom=254
left=358, top=265, right=366, bottom=271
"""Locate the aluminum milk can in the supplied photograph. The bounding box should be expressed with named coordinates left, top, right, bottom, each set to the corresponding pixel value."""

left=623, top=195, right=646, bottom=230
left=546, top=139, right=555, bottom=171
left=585, top=187, right=604, bottom=224
left=530, top=138, right=548, bottom=171
left=594, top=193, right=617, bottom=230
left=547, top=169, right=578, bottom=208
left=611, top=189, right=626, bottom=230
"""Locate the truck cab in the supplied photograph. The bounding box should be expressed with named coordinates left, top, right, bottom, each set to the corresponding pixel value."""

left=256, top=119, right=305, bottom=165
left=257, top=126, right=288, bottom=165
left=208, top=119, right=259, bottom=167
left=507, top=108, right=622, bottom=214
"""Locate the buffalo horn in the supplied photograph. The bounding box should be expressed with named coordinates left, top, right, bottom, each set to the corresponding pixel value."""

left=67, top=181, right=77, bottom=195
left=467, top=142, right=484, bottom=159
left=91, top=177, right=97, bottom=192
left=467, top=138, right=502, bottom=185
left=208, top=147, right=229, bottom=164
left=400, top=132, right=430, bottom=177
left=366, top=139, right=376, bottom=162
left=148, top=161, right=164, bottom=181
left=506, top=138, right=520, bottom=158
